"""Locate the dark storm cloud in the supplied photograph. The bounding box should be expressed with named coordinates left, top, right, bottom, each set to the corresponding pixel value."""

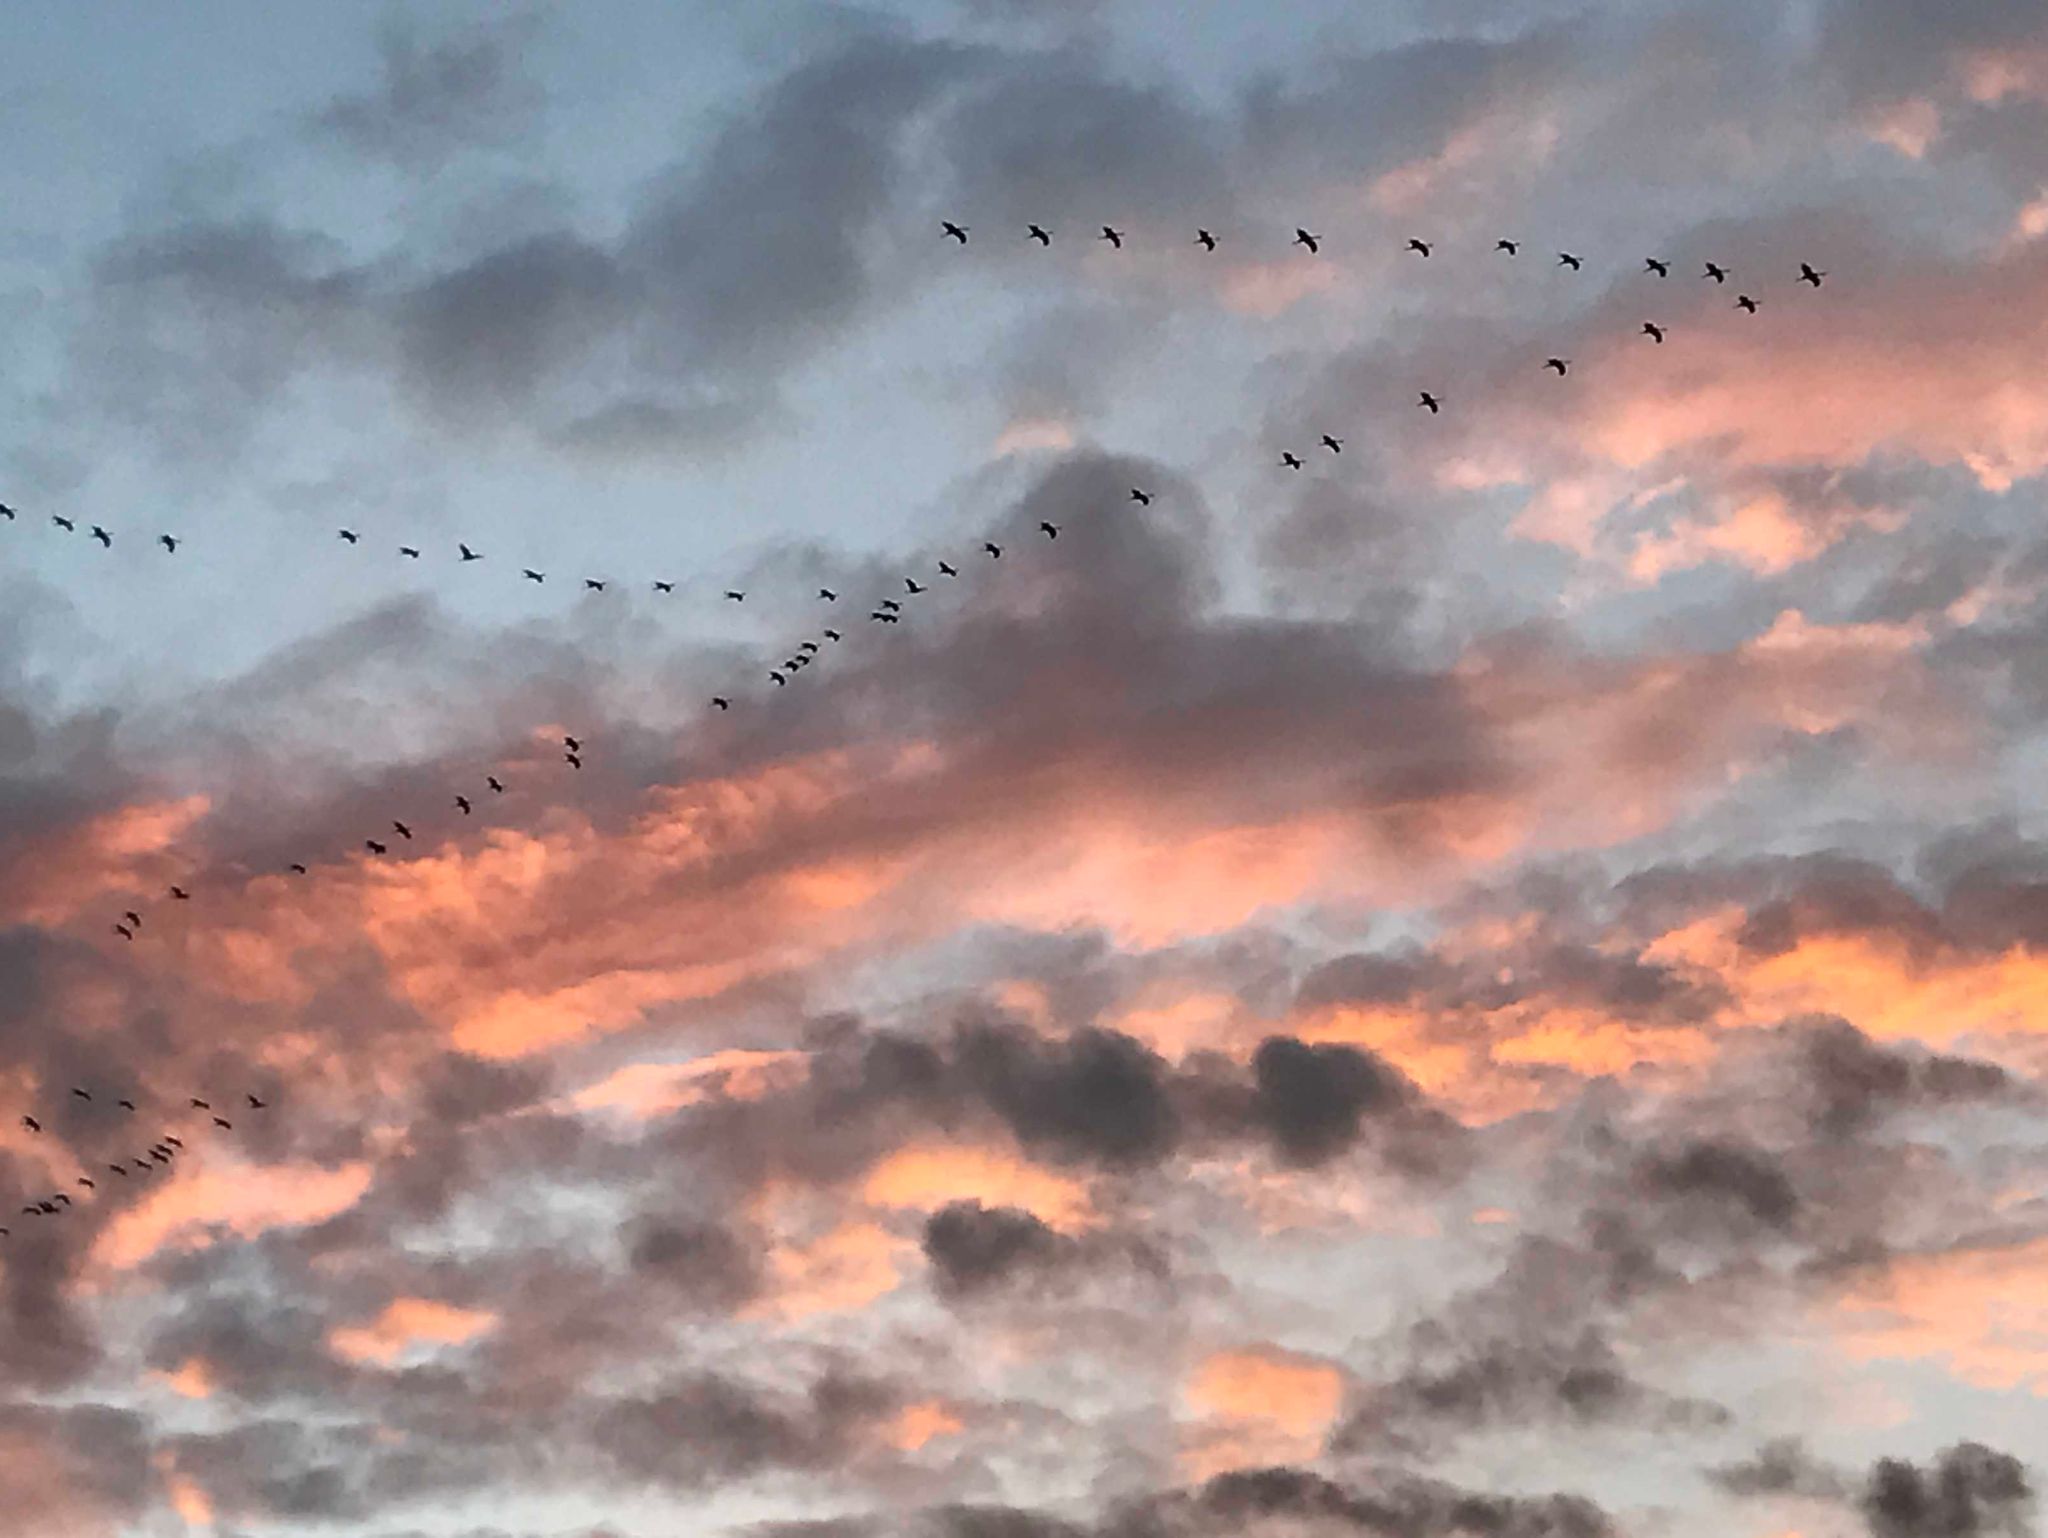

left=315, top=13, right=543, bottom=168
left=1861, top=1443, right=2034, bottom=1538
left=1709, top=1437, right=1849, bottom=1499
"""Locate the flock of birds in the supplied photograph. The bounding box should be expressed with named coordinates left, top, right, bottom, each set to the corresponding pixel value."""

left=0, top=215, right=1834, bottom=1241
left=7, top=1087, right=269, bottom=1239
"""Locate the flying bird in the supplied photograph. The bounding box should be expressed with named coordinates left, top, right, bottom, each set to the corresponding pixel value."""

left=880, top=599, right=901, bottom=612
left=1736, top=294, right=1759, bottom=313
left=712, top=697, right=730, bottom=711
left=818, top=588, right=838, bottom=601
left=523, top=569, right=545, bottom=583
left=455, top=796, right=472, bottom=815
left=1100, top=225, right=1123, bottom=248
left=1040, top=521, right=1059, bottom=539
left=1281, top=452, right=1303, bottom=469
left=1496, top=239, right=1519, bottom=256
left=124, top=908, right=140, bottom=926
left=1130, top=488, right=1152, bottom=505
left=1799, top=262, right=1826, bottom=287
left=163, top=1136, right=181, bottom=1148
left=246, top=1095, right=267, bottom=1110
left=565, top=751, right=581, bottom=768
left=770, top=670, right=787, bottom=686
left=487, top=776, right=505, bottom=794
left=21, top=1118, right=38, bottom=1133
left=1703, top=262, right=1729, bottom=283
left=984, top=542, right=1002, bottom=557
left=938, top=560, right=958, bottom=577
left=1294, top=228, right=1320, bottom=254
left=942, top=221, right=968, bottom=244
left=158, top=534, right=179, bottom=553
left=71, top=1088, right=90, bottom=1102
left=114, top=923, right=134, bottom=940
left=392, top=821, right=412, bottom=840
left=459, top=544, right=482, bottom=562
left=1642, top=321, right=1666, bottom=343
left=1406, top=238, right=1431, bottom=257
left=725, top=590, right=745, bottom=602
left=1557, top=252, right=1582, bottom=270
left=108, top=1165, right=127, bottom=1177
left=189, top=1100, right=210, bottom=1111
left=365, top=839, right=387, bottom=856
left=1321, top=435, right=1343, bottom=454
left=823, top=629, right=842, bottom=641
left=77, top=1178, right=94, bottom=1191
left=212, top=1117, right=233, bottom=1131
left=338, top=528, right=359, bottom=543
left=118, top=1100, right=135, bottom=1112
left=799, top=641, right=819, bottom=654
left=0, top=502, right=13, bottom=519
left=400, top=546, right=421, bottom=559
left=654, top=581, right=674, bottom=593
left=1418, top=392, right=1441, bottom=414
left=1644, top=257, right=1669, bottom=276
left=1195, top=229, right=1217, bottom=251
left=91, top=526, right=111, bottom=547
left=1028, top=224, right=1051, bottom=245
left=584, top=579, right=605, bottom=592
left=564, top=736, right=581, bottom=751
left=169, top=886, right=190, bottom=901
left=1545, top=357, right=1570, bottom=375
left=53, top=515, right=76, bottom=532
left=905, top=577, right=927, bottom=594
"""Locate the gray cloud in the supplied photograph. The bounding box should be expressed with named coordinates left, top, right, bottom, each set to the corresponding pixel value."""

left=1862, top=1443, right=2034, bottom=1538
left=315, top=13, right=544, bottom=168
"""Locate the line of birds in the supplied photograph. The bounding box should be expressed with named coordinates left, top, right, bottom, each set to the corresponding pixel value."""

left=940, top=222, right=1827, bottom=437
left=6, top=1088, right=270, bottom=1239
left=4, top=482, right=1088, bottom=967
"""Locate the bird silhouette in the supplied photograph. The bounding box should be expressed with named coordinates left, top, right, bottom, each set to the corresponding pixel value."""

left=163, top=1135, right=181, bottom=1148
left=1406, top=238, right=1431, bottom=257
left=1641, top=321, right=1666, bottom=343
left=1557, top=252, right=1582, bottom=270
left=880, top=599, right=901, bottom=612
left=246, top=1095, right=266, bottom=1110
left=1418, top=392, right=1442, bottom=414
left=0, top=502, right=13, bottom=519
left=584, top=579, right=605, bottom=592
left=770, top=670, right=787, bottom=686
left=21, top=1118, right=38, bottom=1133
left=487, top=776, right=505, bottom=794
left=1321, top=434, right=1343, bottom=454
left=392, top=821, right=413, bottom=840
left=108, top=1165, right=127, bottom=1177
left=938, top=560, right=958, bottom=577
left=118, top=1100, right=135, bottom=1112
left=1281, top=452, right=1303, bottom=469
left=942, top=221, right=968, bottom=244
left=91, top=526, right=111, bottom=547
left=712, top=697, right=730, bottom=710
left=523, top=569, right=545, bottom=583
left=189, top=1099, right=209, bottom=1111
left=565, top=751, right=581, bottom=768
left=338, top=528, right=359, bottom=543
left=365, top=839, right=387, bottom=856
left=1039, top=521, right=1059, bottom=539
left=1645, top=257, right=1670, bottom=277
left=123, top=910, right=140, bottom=928
left=77, top=1177, right=94, bottom=1191
left=1703, top=262, right=1729, bottom=283
left=459, top=544, right=482, bottom=561
left=1736, top=294, right=1759, bottom=313
left=823, top=629, right=842, bottom=641
left=212, top=1117, right=232, bottom=1131
left=113, top=923, right=134, bottom=941
left=654, top=581, right=675, bottom=593
left=1496, top=239, right=1520, bottom=255
left=455, top=796, right=472, bottom=815
left=984, top=542, right=1002, bottom=558
left=169, top=886, right=190, bottom=901
left=905, top=577, right=927, bottom=594
left=159, top=534, right=179, bottom=553
left=725, top=590, right=745, bottom=602
left=799, top=641, right=819, bottom=655
left=1130, top=488, right=1152, bottom=505
left=1294, top=228, right=1320, bottom=254
left=1100, top=226, right=1123, bottom=248
left=1799, top=263, right=1825, bottom=287
left=564, top=736, right=581, bottom=752
left=53, top=515, right=77, bottom=532
left=1196, top=229, right=1217, bottom=251
left=400, top=546, right=421, bottom=559
left=72, top=1088, right=90, bottom=1103
left=1028, top=224, right=1051, bottom=245
left=818, top=588, right=838, bottom=601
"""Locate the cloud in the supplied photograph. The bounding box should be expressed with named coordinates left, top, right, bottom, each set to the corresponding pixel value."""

left=314, top=14, right=543, bottom=169
left=1861, top=1443, right=2034, bottom=1538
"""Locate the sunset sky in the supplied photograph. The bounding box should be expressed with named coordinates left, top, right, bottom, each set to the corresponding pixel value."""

left=4, top=2, right=2048, bottom=1535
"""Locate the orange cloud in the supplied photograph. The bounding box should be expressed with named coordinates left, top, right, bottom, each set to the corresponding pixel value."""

left=745, top=1219, right=909, bottom=1323
left=92, top=1160, right=372, bottom=1272
left=329, top=1298, right=498, bottom=1365
left=150, top=1359, right=217, bottom=1400
left=1830, top=1238, right=2048, bottom=1395
left=1181, top=1345, right=1346, bottom=1478
left=567, top=1049, right=810, bottom=1120
left=883, top=1399, right=966, bottom=1451
left=863, top=1144, right=1094, bottom=1227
